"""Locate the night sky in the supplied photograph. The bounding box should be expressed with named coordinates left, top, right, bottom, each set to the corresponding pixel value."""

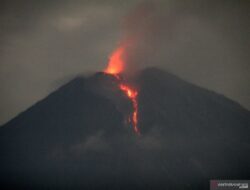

left=0, top=0, right=249, bottom=125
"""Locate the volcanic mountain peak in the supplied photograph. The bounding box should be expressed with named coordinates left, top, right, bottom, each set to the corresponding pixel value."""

left=0, top=67, right=250, bottom=189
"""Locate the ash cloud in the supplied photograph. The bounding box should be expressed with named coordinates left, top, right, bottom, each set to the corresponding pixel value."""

left=122, top=0, right=250, bottom=109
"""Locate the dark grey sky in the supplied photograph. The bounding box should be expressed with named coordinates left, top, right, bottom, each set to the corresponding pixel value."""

left=0, top=0, right=249, bottom=125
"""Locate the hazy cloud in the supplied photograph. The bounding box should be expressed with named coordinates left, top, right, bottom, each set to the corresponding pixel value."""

left=71, top=131, right=110, bottom=153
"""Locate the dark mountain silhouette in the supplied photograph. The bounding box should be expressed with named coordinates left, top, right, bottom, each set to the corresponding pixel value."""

left=0, top=68, right=250, bottom=190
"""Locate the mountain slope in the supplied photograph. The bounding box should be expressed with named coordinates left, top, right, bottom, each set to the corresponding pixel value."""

left=0, top=68, right=249, bottom=189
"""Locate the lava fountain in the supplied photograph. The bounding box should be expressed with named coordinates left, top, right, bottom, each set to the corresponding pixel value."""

left=104, top=47, right=125, bottom=75
left=104, top=46, right=140, bottom=135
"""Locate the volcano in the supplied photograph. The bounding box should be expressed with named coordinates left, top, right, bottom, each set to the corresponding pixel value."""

left=0, top=68, right=250, bottom=189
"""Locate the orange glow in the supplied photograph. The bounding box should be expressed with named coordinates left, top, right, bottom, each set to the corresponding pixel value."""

left=104, top=47, right=125, bottom=75
left=104, top=46, right=140, bottom=135
left=119, top=84, right=137, bottom=99
left=119, top=84, right=139, bottom=135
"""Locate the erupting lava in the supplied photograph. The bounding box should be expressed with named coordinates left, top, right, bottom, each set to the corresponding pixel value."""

left=104, top=47, right=125, bottom=75
left=104, top=46, right=140, bottom=135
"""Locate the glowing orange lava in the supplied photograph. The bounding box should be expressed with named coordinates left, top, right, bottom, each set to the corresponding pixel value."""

left=104, top=46, right=140, bottom=135
left=104, top=47, right=125, bottom=75
left=119, top=84, right=139, bottom=134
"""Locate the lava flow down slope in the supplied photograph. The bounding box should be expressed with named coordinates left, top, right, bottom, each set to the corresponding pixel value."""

left=0, top=51, right=250, bottom=189
left=104, top=45, right=139, bottom=135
